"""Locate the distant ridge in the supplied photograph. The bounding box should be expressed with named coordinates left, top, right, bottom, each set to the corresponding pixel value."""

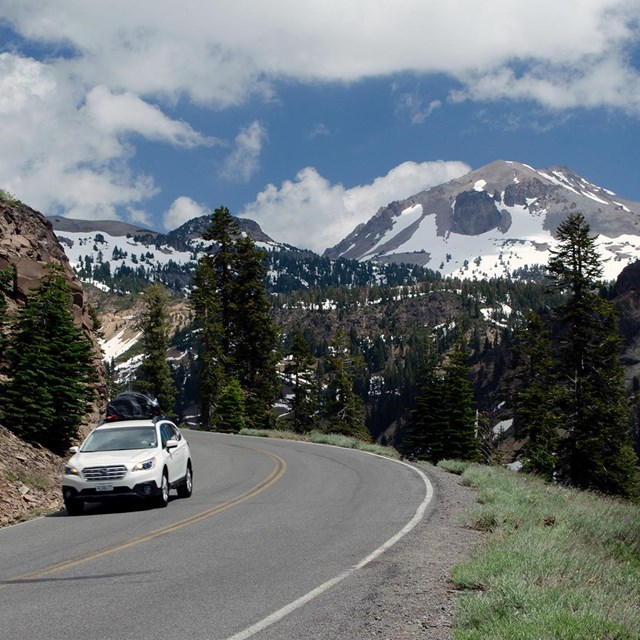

left=48, top=216, right=156, bottom=237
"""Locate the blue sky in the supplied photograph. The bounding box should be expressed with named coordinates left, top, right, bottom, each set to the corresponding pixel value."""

left=0, top=1, right=639, bottom=252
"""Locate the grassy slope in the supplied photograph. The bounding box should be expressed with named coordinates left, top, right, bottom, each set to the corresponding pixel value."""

left=440, top=461, right=640, bottom=640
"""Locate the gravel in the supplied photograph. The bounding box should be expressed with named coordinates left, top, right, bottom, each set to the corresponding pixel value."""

left=317, top=462, right=483, bottom=639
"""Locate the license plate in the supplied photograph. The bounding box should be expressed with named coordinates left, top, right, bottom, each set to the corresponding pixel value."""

left=96, top=484, right=113, bottom=492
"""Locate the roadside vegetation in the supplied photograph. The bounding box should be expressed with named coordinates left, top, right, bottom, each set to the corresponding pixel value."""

left=238, top=427, right=400, bottom=458
left=438, top=460, right=640, bottom=639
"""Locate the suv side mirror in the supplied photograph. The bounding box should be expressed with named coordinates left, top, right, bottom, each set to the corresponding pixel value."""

left=166, top=439, right=178, bottom=450
left=69, top=446, right=79, bottom=454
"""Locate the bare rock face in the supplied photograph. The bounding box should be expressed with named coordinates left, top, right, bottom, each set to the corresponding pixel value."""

left=0, top=425, right=63, bottom=528
left=0, top=198, right=106, bottom=426
left=0, top=201, right=89, bottom=325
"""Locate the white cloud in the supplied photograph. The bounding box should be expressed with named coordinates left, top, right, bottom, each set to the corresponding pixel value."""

left=241, top=160, right=471, bottom=252
left=2, top=1, right=637, bottom=112
left=0, top=1, right=638, bottom=226
left=395, top=92, right=442, bottom=124
left=0, top=52, right=211, bottom=221
left=222, top=120, right=267, bottom=182
left=163, top=196, right=207, bottom=231
left=84, top=86, right=217, bottom=148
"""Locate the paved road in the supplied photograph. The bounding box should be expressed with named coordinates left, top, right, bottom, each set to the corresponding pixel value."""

left=0, top=432, right=431, bottom=640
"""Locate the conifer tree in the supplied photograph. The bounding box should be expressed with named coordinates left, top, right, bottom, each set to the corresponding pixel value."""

left=202, top=206, right=238, bottom=355
left=548, top=212, right=639, bottom=498
left=323, top=330, right=369, bottom=440
left=191, top=206, right=279, bottom=430
left=216, top=377, right=246, bottom=433
left=402, top=341, right=446, bottom=460
left=285, top=330, right=319, bottom=432
left=404, top=339, right=479, bottom=462
left=135, top=283, right=176, bottom=415
left=513, top=312, right=562, bottom=480
left=442, top=341, right=481, bottom=462
left=231, top=234, right=279, bottom=429
left=1, top=265, right=96, bottom=453
left=190, top=252, right=226, bottom=429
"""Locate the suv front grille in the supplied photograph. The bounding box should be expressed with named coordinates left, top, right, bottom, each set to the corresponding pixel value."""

left=83, top=465, right=127, bottom=482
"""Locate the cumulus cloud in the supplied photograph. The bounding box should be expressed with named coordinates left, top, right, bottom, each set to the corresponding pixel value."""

left=163, top=196, right=207, bottom=230
left=0, top=53, right=158, bottom=217
left=241, top=160, right=471, bottom=253
left=0, top=1, right=638, bottom=224
left=2, top=1, right=637, bottom=112
left=222, top=120, right=267, bottom=182
left=0, top=51, right=213, bottom=221
left=84, top=86, right=217, bottom=148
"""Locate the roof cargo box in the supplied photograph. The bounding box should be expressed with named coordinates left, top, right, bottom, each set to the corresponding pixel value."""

left=106, top=392, right=161, bottom=422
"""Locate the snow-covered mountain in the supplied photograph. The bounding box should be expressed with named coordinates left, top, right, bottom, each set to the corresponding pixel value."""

left=49, top=213, right=287, bottom=287
left=324, top=160, right=640, bottom=281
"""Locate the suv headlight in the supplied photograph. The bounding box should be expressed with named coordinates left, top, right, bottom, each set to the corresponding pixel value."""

left=132, top=458, right=156, bottom=472
left=64, top=464, right=80, bottom=476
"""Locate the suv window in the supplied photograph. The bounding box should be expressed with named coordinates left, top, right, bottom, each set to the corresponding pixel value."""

left=159, top=421, right=182, bottom=447
left=160, top=424, right=171, bottom=448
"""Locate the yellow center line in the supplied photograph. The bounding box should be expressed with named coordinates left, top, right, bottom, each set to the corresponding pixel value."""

left=2, top=448, right=286, bottom=585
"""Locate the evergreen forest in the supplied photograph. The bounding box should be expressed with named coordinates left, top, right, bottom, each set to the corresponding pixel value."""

left=1, top=209, right=639, bottom=500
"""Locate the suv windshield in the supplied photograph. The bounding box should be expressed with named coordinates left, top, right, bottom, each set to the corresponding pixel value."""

left=81, top=427, right=157, bottom=452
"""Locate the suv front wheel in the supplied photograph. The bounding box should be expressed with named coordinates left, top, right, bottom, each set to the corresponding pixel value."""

left=177, top=464, right=193, bottom=499
left=64, top=498, right=84, bottom=516
left=154, top=471, right=169, bottom=508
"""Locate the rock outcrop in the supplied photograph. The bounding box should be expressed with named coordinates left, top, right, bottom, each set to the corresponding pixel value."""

left=1, top=199, right=91, bottom=328
left=0, top=196, right=107, bottom=526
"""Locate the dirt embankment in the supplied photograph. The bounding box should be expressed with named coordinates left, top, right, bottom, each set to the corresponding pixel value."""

left=0, top=425, right=63, bottom=527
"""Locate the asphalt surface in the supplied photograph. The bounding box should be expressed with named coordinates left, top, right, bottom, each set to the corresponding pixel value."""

left=0, top=432, right=432, bottom=640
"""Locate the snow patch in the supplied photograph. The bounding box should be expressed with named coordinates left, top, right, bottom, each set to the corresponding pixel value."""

left=99, top=329, right=142, bottom=361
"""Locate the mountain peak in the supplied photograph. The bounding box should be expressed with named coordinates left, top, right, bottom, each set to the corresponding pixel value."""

left=324, top=160, right=640, bottom=281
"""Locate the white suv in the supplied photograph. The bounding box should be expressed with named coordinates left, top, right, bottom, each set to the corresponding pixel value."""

left=62, top=418, right=193, bottom=515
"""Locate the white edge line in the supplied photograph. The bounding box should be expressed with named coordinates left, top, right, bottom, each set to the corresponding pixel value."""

left=223, top=452, right=434, bottom=640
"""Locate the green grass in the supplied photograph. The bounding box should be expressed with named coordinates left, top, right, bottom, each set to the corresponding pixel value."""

left=437, top=459, right=472, bottom=475
left=238, top=428, right=400, bottom=458
left=0, top=188, right=21, bottom=206
left=450, top=464, right=640, bottom=639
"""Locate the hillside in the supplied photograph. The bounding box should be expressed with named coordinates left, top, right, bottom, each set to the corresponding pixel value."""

left=0, top=425, right=63, bottom=527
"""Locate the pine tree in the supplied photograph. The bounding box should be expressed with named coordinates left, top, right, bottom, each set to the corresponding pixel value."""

left=231, top=234, right=279, bottom=429
left=285, top=330, right=319, bottom=432
left=190, top=206, right=279, bottom=430
left=404, top=339, right=479, bottom=462
left=548, top=212, right=639, bottom=498
left=202, top=206, right=239, bottom=356
left=513, top=312, right=562, bottom=480
left=135, top=283, right=176, bottom=415
left=1, top=265, right=96, bottom=453
left=190, top=252, right=226, bottom=429
left=442, top=341, right=481, bottom=462
left=322, top=330, right=369, bottom=440
left=402, top=343, right=446, bottom=460
left=216, top=377, right=246, bottom=433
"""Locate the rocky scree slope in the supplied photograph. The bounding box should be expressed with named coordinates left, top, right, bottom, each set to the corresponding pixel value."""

left=0, top=425, right=63, bottom=527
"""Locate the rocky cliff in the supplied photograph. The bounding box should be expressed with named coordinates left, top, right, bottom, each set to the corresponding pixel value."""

left=0, top=196, right=106, bottom=526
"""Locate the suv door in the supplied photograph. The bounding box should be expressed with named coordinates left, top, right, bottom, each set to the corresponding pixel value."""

left=160, top=421, right=187, bottom=484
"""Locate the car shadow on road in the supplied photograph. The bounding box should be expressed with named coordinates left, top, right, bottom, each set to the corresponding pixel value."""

left=47, top=496, right=177, bottom=517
